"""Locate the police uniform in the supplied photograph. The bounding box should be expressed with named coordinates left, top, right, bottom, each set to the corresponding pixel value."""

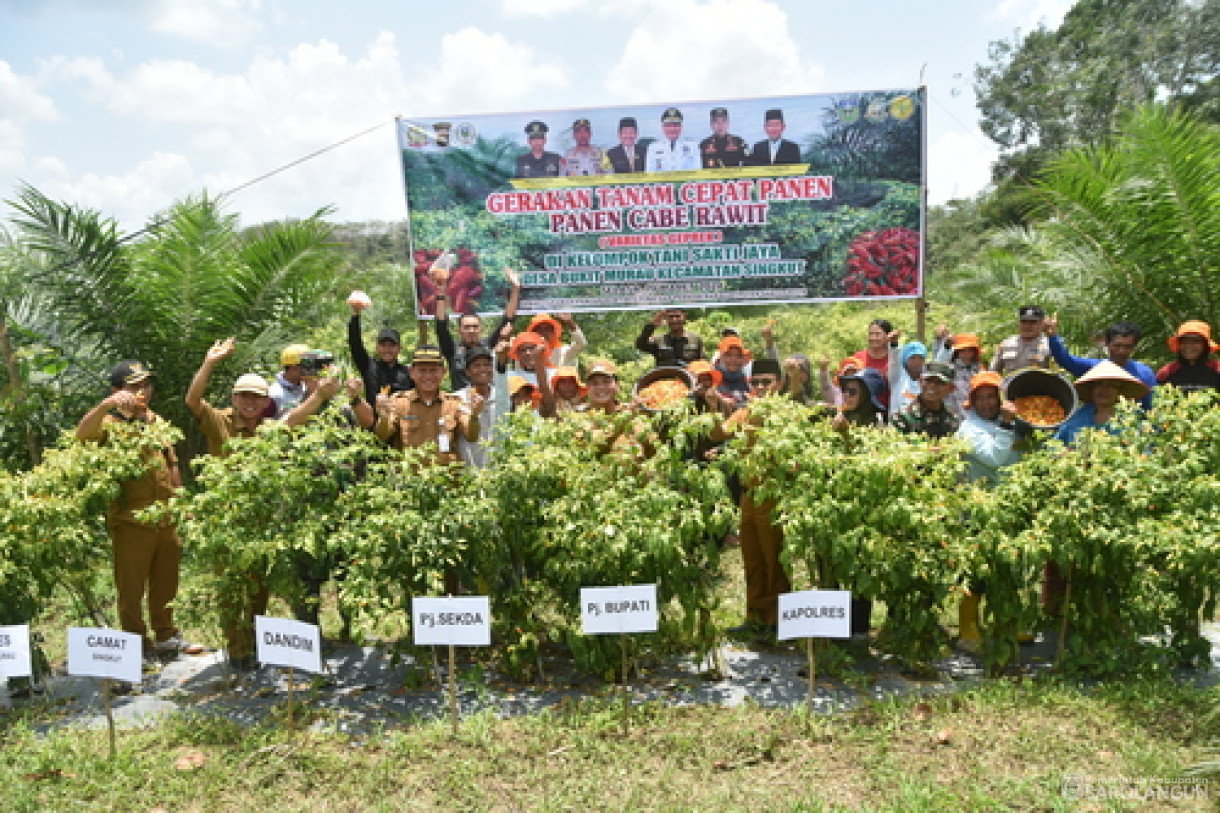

left=991, top=306, right=1052, bottom=376
left=515, top=120, right=563, bottom=178
left=699, top=108, right=750, bottom=168
left=564, top=145, right=604, bottom=176
left=645, top=107, right=701, bottom=172
left=563, top=117, right=604, bottom=176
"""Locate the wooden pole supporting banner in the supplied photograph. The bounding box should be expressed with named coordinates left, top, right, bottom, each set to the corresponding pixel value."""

left=449, top=643, right=459, bottom=736
left=102, top=679, right=117, bottom=759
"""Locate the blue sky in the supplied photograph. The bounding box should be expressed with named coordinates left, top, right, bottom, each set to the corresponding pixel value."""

left=0, top=0, right=1072, bottom=232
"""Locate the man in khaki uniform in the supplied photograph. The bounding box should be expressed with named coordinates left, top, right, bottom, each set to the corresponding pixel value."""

left=375, top=345, right=483, bottom=461
left=76, top=360, right=197, bottom=659
left=184, top=337, right=274, bottom=670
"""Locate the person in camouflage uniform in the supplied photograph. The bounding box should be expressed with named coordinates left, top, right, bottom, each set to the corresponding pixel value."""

left=892, top=360, right=960, bottom=439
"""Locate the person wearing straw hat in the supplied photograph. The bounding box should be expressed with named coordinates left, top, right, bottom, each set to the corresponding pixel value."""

left=1054, top=360, right=1150, bottom=445
left=1156, top=320, right=1220, bottom=394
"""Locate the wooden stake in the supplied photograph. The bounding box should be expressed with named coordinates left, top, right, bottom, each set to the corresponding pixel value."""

left=1056, top=564, right=1075, bottom=670
left=448, top=643, right=458, bottom=736
left=619, top=634, right=629, bottom=732
left=102, top=679, right=117, bottom=759
left=805, top=637, right=817, bottom=709
left=287, top=666, right=295, bottom=731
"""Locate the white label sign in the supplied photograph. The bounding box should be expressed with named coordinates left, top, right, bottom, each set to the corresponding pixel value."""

left=255, top=616, right=322, bottom=674
left=777, top=590, right=852, bottom=640
left=412, top=596, right=491, bottom=646
left=0, top=624, right=32, bottom=679
left=581, top=584, right=658, bottom=635
left=66, top=627, right=142, bottom=683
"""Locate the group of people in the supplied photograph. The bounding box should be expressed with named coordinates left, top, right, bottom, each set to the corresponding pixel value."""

left=515, top=106, right=803, bottom=178
left=68, top=292, right=1220, bottom=679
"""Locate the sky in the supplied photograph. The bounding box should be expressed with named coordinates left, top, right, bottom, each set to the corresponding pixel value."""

left=0, top=0, right=1073, bottom=234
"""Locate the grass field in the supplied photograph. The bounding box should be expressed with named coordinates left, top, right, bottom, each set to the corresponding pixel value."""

left=2, top=674, right=1216, bottom=811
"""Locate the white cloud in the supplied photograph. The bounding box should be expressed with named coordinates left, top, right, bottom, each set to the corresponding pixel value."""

left=0, top=61, right=60, bottom=185
left=501, top=0, right=588, bottom=17
left=927, top=130, right=997, bottom=205
left=989, top=0, right=1072, bottom=31
left=407, top=27, right=570, bottom=114
left=0, top=60, right=59, bottom=120
left=147, top=0, right=263, bottom=47
left=37, top=151, right=198, bottom=224
left=604, top=0, right=825, bottom=103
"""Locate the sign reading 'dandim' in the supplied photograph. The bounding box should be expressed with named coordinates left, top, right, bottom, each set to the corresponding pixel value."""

left=581, top=585, right=658, bottom=635
left=777, top=590, right=852, bottom=641
left=412, top=596, right=491, bottom=647
left=0, top=624, right=32, bottom=679
left=255, top=616, right=322, bottom=674
left=66, top=627, right=142, bottom=683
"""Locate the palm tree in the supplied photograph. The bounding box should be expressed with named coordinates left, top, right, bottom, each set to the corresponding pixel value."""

left=1032, top=103, right=1220, bottom=360
left=7, top=185, right=343, bottom=463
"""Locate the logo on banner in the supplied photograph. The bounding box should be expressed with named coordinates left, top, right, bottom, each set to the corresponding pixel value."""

left=454, top=122, right=478, bottom=147
left=864, top=99, right=889, bottom=123
left=836, top=99, right=860, bottom=125
left=890, top=96, right=915, bottom=121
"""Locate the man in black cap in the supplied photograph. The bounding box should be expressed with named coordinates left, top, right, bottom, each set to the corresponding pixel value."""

left=700, top=107, right=750, bottom=169
left=348, top=294, right=413, bottom=407
left=515, top=120, right=562, bottom=177
left=76, top=360, right=200, bottom=663
left=645, top=107, right=700, bottom=171
left=750, top=108, right=801, bottom=166
left=604, top=116, right=647, bottom=173
left=563, top=117, right=604, bottom=176
left=991, top=305, right=1051, bottom=375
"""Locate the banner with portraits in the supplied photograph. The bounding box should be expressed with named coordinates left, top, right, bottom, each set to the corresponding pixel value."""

left=397, top=89, right=924, bottom=316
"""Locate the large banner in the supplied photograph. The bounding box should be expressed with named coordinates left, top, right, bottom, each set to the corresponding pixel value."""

left=397, top=89, right=923, bottom=316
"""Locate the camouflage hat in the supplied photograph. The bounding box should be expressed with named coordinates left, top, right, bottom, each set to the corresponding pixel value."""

left=709, top=107, right=728, bottom=120
left=921, top=361, right=954, bottom=383
left=572, top=117, right=591, bottom=130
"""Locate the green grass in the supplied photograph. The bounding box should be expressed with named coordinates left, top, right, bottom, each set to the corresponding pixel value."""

left=2, top=678, right=1214, bottom=811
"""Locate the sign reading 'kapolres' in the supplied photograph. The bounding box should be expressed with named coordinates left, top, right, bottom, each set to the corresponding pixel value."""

left=398, top=90, right=924, bottom=315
